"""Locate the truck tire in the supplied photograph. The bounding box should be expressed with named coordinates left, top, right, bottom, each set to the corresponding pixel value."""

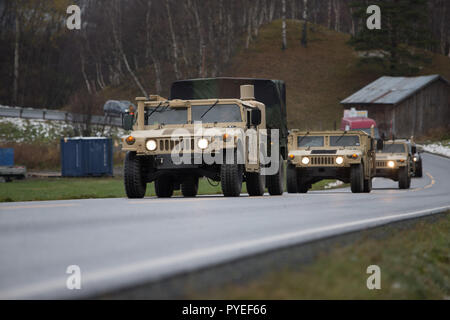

left=268, top=155, right=285, bottom=196
left=415, top=161, right=423, bottom=178
left=398, top=167, right=411, bottom=189
left=350, top=164, right=364, bottom=193
left=286, top=164, right=298, bottom=194
left=181, top=176, right=199, bottom=197
left=221, top=163, right=243, bottom=197
left=155, top=177, right=174, bottom=198
left=363, top=177, right=372, bottom=193
left=297, top=177, right=309, bottom=193
left=246, top=171, right=265, bottom=197
left=124, top=151, right=147, bottom=199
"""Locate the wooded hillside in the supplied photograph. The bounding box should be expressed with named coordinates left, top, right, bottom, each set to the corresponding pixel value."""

left=0, top=0, right=449, bottom=111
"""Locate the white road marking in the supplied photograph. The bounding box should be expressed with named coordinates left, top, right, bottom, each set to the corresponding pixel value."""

left=0, top=203, right=80, bottom=211
left=1, top=205, right=449, bottom=299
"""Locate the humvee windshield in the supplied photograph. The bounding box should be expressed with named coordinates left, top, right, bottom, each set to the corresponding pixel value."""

left=298, top=136, right=324, bottom=147
left=145, top=107, right=187, bottom=125
left=379, top=143, right=406, bottom=153
left=353, top=128, right=380, bottom=139
left=191, top=104, right=241, bottom=123
left=330, top=135, right=360, bottom=147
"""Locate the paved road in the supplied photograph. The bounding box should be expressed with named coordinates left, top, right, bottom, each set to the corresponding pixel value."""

left=0, top=153, right=449, bottom=299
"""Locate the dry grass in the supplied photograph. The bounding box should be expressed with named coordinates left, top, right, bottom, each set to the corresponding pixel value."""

left=196, top=213, right=450, bottom=300
left=0, top=142, right=60, bottom=170
left=415, top=127, right=450, bottom=143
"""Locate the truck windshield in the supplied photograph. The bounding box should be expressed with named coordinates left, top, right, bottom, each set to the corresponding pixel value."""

left=379, top=143, right=406, bottom=153
left=330, top=136, right=360, bottom=146
left=145, top=107, right=187, bottom=125
left=297, top=136, right=324, bottom=147
left=191, top=104, right=241, bottom=123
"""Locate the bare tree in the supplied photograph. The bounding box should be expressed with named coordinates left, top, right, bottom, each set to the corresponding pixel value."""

left=13, top=11, right=19, bottom=105
left=301, top=0, right=308, bottom=47
left=165, top=0, right=181, bottom=79
left=282, top=0, right=287, bottom=50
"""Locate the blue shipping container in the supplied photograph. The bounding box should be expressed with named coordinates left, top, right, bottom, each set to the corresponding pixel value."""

left=0, top=148, right=14, bottom=166
left=61, top=138, right=113, bottom=177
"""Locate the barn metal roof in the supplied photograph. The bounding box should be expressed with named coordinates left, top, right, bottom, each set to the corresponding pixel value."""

left=341, top=75, right=448, bottom=105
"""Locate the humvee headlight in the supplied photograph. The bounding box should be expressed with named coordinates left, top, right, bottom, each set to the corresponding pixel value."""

left=198, top=138, right=209, bottom=150
left=301, top=157, right=310, bottom=165
left=388, top=161, right=395, bottom=168
left=413, top=157, right=418, bottom=162
left=126, top=136, right=136, bottom=145
left=335, top=156, right=344, bottom=165
left=146, top=139, right=157, bottom=151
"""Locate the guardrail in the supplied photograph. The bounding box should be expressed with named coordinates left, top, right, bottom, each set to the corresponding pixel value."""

left=0, top=105, right=122, bottom=127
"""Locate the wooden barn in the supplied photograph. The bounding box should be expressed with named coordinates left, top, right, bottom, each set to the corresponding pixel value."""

left=341, top=75, right=450, bottom=138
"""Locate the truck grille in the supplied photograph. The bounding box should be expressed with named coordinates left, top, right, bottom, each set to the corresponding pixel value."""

left=376, top=161, right=387, bottom=167
left=157, top=138, right=195, bottom=152
left=310, top=156, right=335, bottom=165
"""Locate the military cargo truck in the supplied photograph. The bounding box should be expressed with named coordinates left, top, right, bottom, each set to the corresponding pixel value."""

left=375, top=140, right=415, bottom=189
left=286, top=130, right=380, bottom=193
left=121, top=78, right=288, bottom=198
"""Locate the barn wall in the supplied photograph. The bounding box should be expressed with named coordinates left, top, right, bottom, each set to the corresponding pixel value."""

left=343, top=79, right=450, bottom=139
left=395, top=80, right=450, bottom=137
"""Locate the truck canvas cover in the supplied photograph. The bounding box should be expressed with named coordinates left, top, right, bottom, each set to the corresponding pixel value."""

left=170, top=78, right=288, bottom=141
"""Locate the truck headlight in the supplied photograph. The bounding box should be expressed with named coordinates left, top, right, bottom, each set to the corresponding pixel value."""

left=388, top=161, right=395, bottom=168
left=146, top=139, right=157, bottom=151
left=198, top=138, right=209, bottom=150
left=335, top=156, right=344, bottom=165
left=301, top=157, right=310, bottom=165
left=126, top=136, right=136, bottom=145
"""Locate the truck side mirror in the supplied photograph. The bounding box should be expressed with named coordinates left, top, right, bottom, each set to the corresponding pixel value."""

left=122, top=113, right=134, bottom=131
left=411, top=146, right=417, bottom=154
left=377, top=139, right=384, bottom=151
left=251, top=109, right=262, bottom=126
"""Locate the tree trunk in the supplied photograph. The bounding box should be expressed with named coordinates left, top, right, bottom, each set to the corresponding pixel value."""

left=13, top=14, right=19, bottom=105
left=327, top=0, right=332, bottom=29
left=165, top=0, right=181, bottom=79
left=301, top=0, right=308, bottom=48
left=334, top=0, right=340, bottom=31
left=282, top=0, right=287, bottom=50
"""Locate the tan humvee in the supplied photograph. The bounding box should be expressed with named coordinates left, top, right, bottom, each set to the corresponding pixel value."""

left=121, top=84, right=285, bottom=198
left=286, top=130, right=379, bottom=193
left=375, top=139, right=414, bottom=189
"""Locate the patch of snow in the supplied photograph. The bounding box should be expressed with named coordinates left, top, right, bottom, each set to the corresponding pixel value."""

left=419, top=143, right=450, bottom=158
left=324, top=180, right=344, bottom=189
left=0, top=117, right=125, bottom=143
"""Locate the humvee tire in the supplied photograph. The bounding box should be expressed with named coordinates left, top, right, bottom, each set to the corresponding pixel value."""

left=297, top=178, right=309, bottom=193
left=246, top=171, right=265, bottom=197
left=398, top=167, right=411, bottom=189
left=286, top=164, right=298, bottom=194
left=268, top=155, right=285, bottom=196
left=415, top=162, right=423, bottom=178
left=155, top=177, right=174, bottom=198
left=350, top=164, right=364, bottom=193
left=221, top=163, right=243, bottom=197
left=363, top=177, right=372, bottom=193
left=181, top=176, right=199, bottom=197
left=124, top=151, right=147, bottom=199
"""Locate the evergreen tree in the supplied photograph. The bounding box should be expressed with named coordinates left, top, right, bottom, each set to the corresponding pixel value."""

left=349, top=0, right=435, bottom=76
